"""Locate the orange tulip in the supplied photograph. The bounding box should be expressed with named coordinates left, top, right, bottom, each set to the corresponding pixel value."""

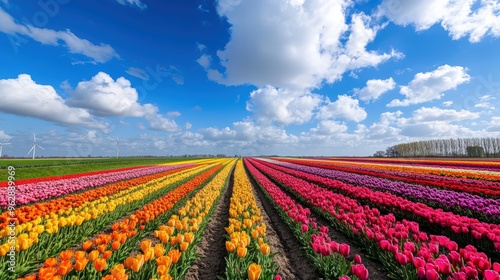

left=140, top=239, right=152, bottom=253
left=94, top=258, right=107, bottom=272
left=124, top=256, right=135, bottom=270
left=260, top=243, right=270, bottom=255
left=103, top=250, right=113, bottom=259
left=130, top=254, right=145, bottom=272
left=248, top=263, right=261, bottom=280
left=157, top=264, right=170, bottom=276
left=110, top=264, right=128, bottom=280
left=39, top=267, right=57, bottom=280
left=57, top=260, right=73, bottom=276
left=111, top=241, right=121, bottom=250
left=237, top=246, right=247, bottom=258
left=184, top=232, right=194, bottom=243
left=168, top=249, right=181, bottom=264
left=156, top=255, right=172, bottom=268
left=88, top=250, right=100, bottom=261
left=98, top=244, right=107, bottom=253
left=154, top=244, right=165, bottom=258
left=44, top=257, right=58, bottom=268
left=144, top=247, right=155, bottom=261
left=74, top=258, right=89, bottom=271
left=59, top=250, right=73, bottom=261
left=160, top=275, right=172, bottom=280
left=82, top=240, right=93, bottom=251
left=180, top=241, right=189, bottom=252
left=74, top=250, right=86, bottom=261
left=225, top=241, right=236, bottom=252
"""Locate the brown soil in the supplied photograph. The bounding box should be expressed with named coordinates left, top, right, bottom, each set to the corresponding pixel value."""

left=250, top=173, right=321, bottom=280
left=184, top=172, right=234, bottom=280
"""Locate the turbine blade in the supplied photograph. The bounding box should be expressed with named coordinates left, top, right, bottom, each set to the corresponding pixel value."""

left=38, top=145, right=45, bottom=150
left=33, top=134, right=36, bottom=143
left=28, top=146, right=34, bottom=155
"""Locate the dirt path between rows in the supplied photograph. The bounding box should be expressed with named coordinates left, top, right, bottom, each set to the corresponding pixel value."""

left=184, top=170, right=234, bottom=280
left=249, top=171, right=321, bottom=280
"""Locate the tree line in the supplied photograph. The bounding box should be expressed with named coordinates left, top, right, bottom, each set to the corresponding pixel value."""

left=378, top=138, right=500, bottom=157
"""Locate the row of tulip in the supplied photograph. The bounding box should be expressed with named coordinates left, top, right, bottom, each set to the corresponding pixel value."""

left=328, top=157, right=500, bottom=171
left=2, top=162, right=221, bottom=278
left=0, top=164, right=200, bottom=209
left=224, top=160, right=278, bottom=280
left=0, top=163, right=207, bottom=248
left=294, top=158, right=500, bottom=182
left=16, top=162, right=225, bottom=280
left=256, top=159, right=500, bottom=258
left=0, top=165, right=147, bottom=188
left=103, top=159, right=236, bottom=280
left=0, top=164, right=198, bottom=231
left=245, top=159, right=368, bottom=280
left=248, top=158, right=500, bottom=280
left=276, top=158, right=500, bottom=197
left=265, top=159, right=500, bottom=221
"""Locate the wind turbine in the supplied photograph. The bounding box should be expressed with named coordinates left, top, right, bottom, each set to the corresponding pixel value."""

left=27, top=134, right=44, bottom=159
left=0, top=143, right=11, bottom=158
left=115, top=137, right=120, bottom=158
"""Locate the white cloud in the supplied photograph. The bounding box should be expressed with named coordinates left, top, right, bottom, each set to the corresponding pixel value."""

left=308, top=120, right=348, bottom=135
left=126, top=67, right=149, bottom=80
left=487, top=117, right=500, bottom=131
left=116, top=0, right=147, bottom=10
left=377, top=0, right=500, bottom=42
left=197, top=54, right=212, bottom=69
left=317, top=95, right=367, bottom=122
left=68, top=72, right=151, bottom=117
left=0, top=130, right=12, bottom=141
left=66, top=72, right=178, bottom=132
left=400, top=122, right=473, bottom=137
left=355, top=77, right=396, bottom=102
left=205, top=0, right=400, bottom=90
left=474, top=95, right=496, bottom=110
left=246, top=86, right=322, bottom=125
left=167, top=111, right=181, bottom=118
left=358, top=111, right=403, bottom=140
left=411, top=107, right=480, bottom=122
left=387, top=65, right=470, bottom=107
left=0, top=74, right=107, bottom=129
left=0, top=8, right=118, bottom=63
left=185, top=122, right=192, bottom=130
left=442, top=101, right=453, bottom=107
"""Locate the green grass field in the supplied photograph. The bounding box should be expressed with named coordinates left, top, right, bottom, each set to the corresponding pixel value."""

left=0, top=157, right=196, bottom=181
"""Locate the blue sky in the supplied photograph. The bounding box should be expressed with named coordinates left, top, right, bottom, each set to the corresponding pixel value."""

left=0, top=0, right=499, bottom=157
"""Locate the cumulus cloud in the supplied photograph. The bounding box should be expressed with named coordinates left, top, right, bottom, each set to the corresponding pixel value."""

left=68, top=72, right=150, bottom=117
left=317, top=95, right=367, bottom=122
left=308, top=120, right=348, bottom=135
left=411, top=107, right=480, bottom=122
left=0, top=8, right=118, bottom=63
left=442, top=101, right=453, bottom=107
left=0, top=130, right=12, bottom=141
left=116, top=0, right=147, bottom=10
left=487, top=117, right=500, bottom=131
left=355, top=77, right=396, bottom=102
left=0, top=74, right=107, bottom=129
left=357, top=111, right=403, bottom=140
left=246, top=86, right=322, bottom=125
left=66, top=72, right=178, bottom=132
left=204, top=0, right=399, bottom=90
left=387, top=65, right=470, bottom=107
left=400, top=122, right=473, bottom=137
left=377, top=0, right=500, bottom=42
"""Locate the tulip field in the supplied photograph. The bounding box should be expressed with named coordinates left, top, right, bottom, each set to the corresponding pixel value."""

left=1, top=157, right=500, bottom=280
